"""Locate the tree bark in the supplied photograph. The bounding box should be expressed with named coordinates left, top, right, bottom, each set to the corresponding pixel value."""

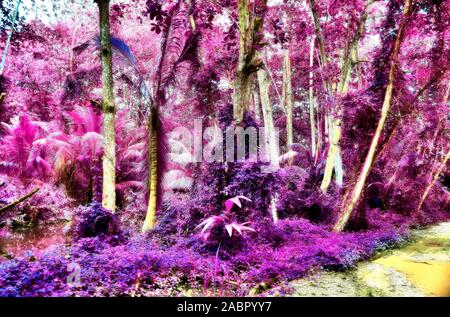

left=252, top=83, right=261, bottom=122
left=333, top=0, right=413, bottom=232
left=96, top=0, right=116, bottom=212
left=282, top=49, right=294, bottom=150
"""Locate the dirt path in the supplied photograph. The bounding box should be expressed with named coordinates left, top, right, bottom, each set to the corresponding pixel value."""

left=287, top=222, right=450, bottom=297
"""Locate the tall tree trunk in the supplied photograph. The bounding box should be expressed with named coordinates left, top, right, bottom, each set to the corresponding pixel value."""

left=309, top=0, right=335, bottom=190
left=308, top=36, right=317, bottom=157
left=0, top=0, right=22, bottom=76
left=142, top=107, right=160, bottom=232
left=333, top=0, right=413, bottom=232
left=282, top=49, right=293, bottom=150
left=233, top=0, right=266, bottom=125
left=96, top=0, right=116, bottom=211
left=257, top=68, right=279, bottom=167
left=141, top=1, right=185, bottom=232
left=320, top=0, right=373, bottom=192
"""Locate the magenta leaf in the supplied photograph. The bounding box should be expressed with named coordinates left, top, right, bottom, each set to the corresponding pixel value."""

left=224, top=195, right=252, bottom=213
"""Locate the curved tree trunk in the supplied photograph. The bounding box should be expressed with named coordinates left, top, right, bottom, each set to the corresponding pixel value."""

left=334, top=0, right=413, bottom=232
left=96, top=0, right=116, bottom=212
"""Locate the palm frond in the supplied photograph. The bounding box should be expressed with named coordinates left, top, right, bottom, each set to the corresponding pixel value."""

left=109, top=36, right=138, bottom=65
left=74, top=35, right=137, bottom=66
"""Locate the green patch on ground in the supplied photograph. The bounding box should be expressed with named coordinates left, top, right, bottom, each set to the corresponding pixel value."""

left=285, top=222, right=450, bottom=297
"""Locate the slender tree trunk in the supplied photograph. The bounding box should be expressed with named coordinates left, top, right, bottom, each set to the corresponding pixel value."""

left=0, top=0, right=22, bottom=76
left=282, top=49, right=293, bottom=150
left=415, top=84, right=450, bottom=215
left=320, top=0, right=373, bottom=192
left=142, top=108, right=159, bottom=232
left=309, top=0, right=329, bottom=90
left=270, top=193, right=279, bottom=223
left=308, top=36, right=317, bottom=157
left=259, top=66, right=279, bottom=221
left=334, top=0, right=413, bottom=232
left=309, top=0, right=336, bottom=190
left=258, top=68, right=279, bottom=167
left=415, top=149, right=449, bottom=215
left=96, top=0, right=116, bottom=212
left=320, top=120, right=341, bottom=191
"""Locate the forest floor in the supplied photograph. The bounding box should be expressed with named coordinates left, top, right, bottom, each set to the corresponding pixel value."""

left=266, top=222, right=450, bottom=297
left=1, top=214, right=449, bottom=297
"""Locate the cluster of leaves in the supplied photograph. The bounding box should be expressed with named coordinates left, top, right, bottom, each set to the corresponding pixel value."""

left=195, top=195, right=255, bottom=240
left=70, top=201, right=123, bottom=242
left=0, top=106, right=146, bottom=204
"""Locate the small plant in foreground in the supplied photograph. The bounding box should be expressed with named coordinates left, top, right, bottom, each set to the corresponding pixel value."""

left=195, top=195, right=255, bottom=240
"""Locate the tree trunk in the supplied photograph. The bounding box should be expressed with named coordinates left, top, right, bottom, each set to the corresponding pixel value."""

left=308, top=36, right=317, bottom=157
left=142, top=107, right=159, bottom=232
left=0, top=188, right=39, bottom=214
left=415, top=149, right=449, bottom=215
left=309, top=0, right=330, bottom=92
left=334, top=0, right=413, bottom=232
left=0, top=0, right=22, bottom=76
left=282, top=49, right=293, bottom=150
left=320, top=0, right=373, bottom=192
left=415, top=85, right=450, bottom=215
left=96, top=0, right=116, bottom=212
left=233, top=0, right=266, bottom=125
left=257, top=68, right=279, bottom=167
